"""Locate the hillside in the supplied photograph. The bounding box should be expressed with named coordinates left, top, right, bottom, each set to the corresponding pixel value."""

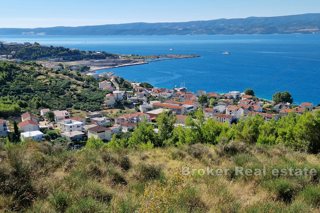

left=0, top=14, right=319, bottom=35
left=1, top=142, right=320, bottom=212
left=0, top=61, right=109, bottom=116
left=0, top=42, right=117, bottom=61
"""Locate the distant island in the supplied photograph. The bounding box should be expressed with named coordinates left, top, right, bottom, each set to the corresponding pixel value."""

left=0, top=42, right=199, bottom=72
left=0, top=13, right=320, bottom=35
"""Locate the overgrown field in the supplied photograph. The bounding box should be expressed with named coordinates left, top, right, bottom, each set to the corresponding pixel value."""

left=1, top=141, right=320, bottom=212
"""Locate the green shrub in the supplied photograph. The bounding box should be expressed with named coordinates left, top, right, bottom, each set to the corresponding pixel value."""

left=49, top=191, right=70, bottom=212
left=298, top=185, right=320, bottom=208
left=66, top=197, right=106, bottom=213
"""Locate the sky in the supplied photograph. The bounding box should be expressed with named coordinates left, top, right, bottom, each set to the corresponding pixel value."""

left=1, top=0, right=320, bottom=28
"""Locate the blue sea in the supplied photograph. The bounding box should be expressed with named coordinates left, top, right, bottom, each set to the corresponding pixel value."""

left=1, top=34, right=320, bottom=104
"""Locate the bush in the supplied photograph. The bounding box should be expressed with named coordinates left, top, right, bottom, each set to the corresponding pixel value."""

left=298, top=185, right=320, bottom=208
left=119, top=156, right=131, bottom=171
left=111, top=172, right=127, bottom=185
left=216, top=141, right=248, bottom=157
left=265, top=179, right=300, bottom=203
left=137, top=164, right=163, bottom=182
left=49, top=191, right=70, bottom=212
left=187, top=144, right=209, bottom=159
left=177, top=187, right=208, bottom=213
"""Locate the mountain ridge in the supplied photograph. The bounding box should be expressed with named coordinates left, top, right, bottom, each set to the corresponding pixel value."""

left=0, top=13, right=320, bottom=35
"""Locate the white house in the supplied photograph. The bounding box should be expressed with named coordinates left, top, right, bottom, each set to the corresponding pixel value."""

left=88, top=126, right=112, bottom=141
left=0, top=119, right=8, bottom=137
left=113, top=91, right=125, bottom=101
left=59, top=119, right=84, bottom=133
left=226, top=105, right=245, bottom=119
left=227, top=91, right=241, bottom=99
left=214, top=104, right=227, bottom=114
left=18, top=120, right=39, bottom=132
left=21, top=131, right=44, bottom=142
left=213, top=114, right=233, bottom=124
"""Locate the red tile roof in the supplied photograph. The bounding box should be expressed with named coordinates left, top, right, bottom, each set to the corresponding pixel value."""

left=153, top=102, right=183, bottom=110
left=118, top=112, right=147, bottom=119
left=18, top=120, right=38, bottom=128
left=301, top=102, right=313, bottom=107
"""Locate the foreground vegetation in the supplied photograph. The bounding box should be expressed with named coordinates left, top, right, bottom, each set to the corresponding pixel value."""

left=1, top=141, right=320, bottom=212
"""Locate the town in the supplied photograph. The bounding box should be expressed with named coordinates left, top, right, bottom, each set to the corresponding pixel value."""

left=0, top=72, right=317, bottom=148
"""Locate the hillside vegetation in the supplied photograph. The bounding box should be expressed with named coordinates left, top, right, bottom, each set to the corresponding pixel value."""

left=1, top=141, right=320, bottom=212
left=0, top=42, right=117, bottom=61
left=0, top=61, right=108, bottom=116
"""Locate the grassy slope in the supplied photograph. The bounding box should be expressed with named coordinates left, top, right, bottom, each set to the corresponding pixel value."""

left=1, top=142, right=320, bottom=212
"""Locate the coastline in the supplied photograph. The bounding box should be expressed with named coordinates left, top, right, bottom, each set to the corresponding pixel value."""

left=90, top=61, right=148, bottom=72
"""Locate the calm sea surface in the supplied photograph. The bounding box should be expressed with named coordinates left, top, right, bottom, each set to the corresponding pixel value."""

left=1, top=34, right=320, bottom=104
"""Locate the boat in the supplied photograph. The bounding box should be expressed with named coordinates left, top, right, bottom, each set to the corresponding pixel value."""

left=222, top=51, right=231, bottom=55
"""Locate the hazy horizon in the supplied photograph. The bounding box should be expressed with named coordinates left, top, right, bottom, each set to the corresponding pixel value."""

left=1, top=13, right=319, bottom=29
left=1, top=0, right=320, bottom=28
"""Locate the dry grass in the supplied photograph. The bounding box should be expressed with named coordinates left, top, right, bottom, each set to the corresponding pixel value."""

left=0, top=141, right=319, bottom=212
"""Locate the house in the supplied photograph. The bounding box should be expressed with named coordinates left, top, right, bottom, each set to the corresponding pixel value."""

left=226, top=105, right=245, bottom=119
left=84, top=124, right=98, bottom=133
left=59, top=119, right=84, bottom=133
left=110, top=124, right=121, bottom=134
left=21, top=131, right=44, bottom=142
left=121, top=123, right=137, bottom=133
left=21, top=112, right=38, bottom=123
left=99, top=80, right=114, bottom=91
left=139, top=103, right=153, bottom=113
left=241, top=95, right=254, bottom=100
left=213, top=114, right=233, bottom=124
left=213, top=104, right=227, bottom=114
left=204, top=108, right=214, bottom=118
left=87, top=111, right=103, bottom=119
left=115, top=112, right=150, bottom=124
left=207, top=92, right=221, bottom=99
left=226, top=91, right=241, bottom=99
left=61, top=131, right=85, bottom=142
left=105, top=94, right=116, bottom=108
left=88, top=126, right=112, bottom=141
left=40, top=109, right=50, bottom=117
left=18, top=120, right=39, bottom=132
left=273, top=103, right=290, bottom=113
left=300, top=102, right=313, bottom=111
left=53, top=110, right=70, bottom=122
left=113, top=91, right=125, bottom=101
left=0, top=119, right=8, bottom=137
left=146, top=108, right=169, bottom=120
left=91, top=117, right=111, bottom=127
left=152, top=102, right=185, bottom=115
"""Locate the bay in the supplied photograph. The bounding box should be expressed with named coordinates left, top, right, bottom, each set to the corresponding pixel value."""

left=1, top=34, right=320, bottom=104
